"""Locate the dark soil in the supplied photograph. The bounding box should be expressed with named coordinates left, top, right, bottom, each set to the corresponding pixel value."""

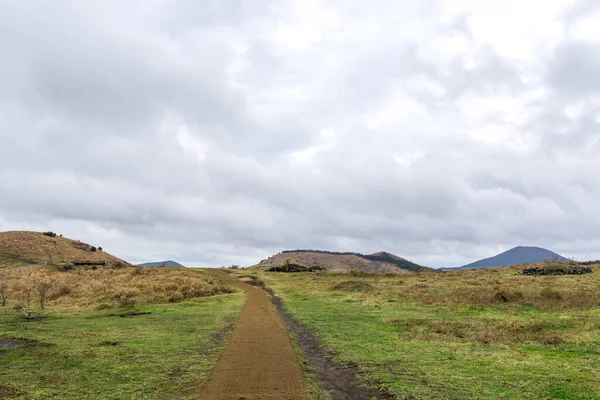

left=243, top=275, right=267, bottom=288
left=0, top=337, right=53, bottom=349
left=0, top=384, right=25, bottom=398
left=270, top=296, right=395, bottom=400
left=211, top=319, right=235, bottom=344
left=107, top=311, right=152, bottom=318
left=98, top=341, right=119, bottom=346
left=21, top=315, right=48, bottom=322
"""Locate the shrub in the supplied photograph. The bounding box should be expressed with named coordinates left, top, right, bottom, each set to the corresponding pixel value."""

left=42, top=232, right=57, bottom=237
left=90, top=246, right=97, bottom=252
left=494, top=290, right=524, bottom=303
left=267, top=264, right=326, bottom=272
left=522, top=264, right=592, bottom=276
left=540, top=287, right=563, bottom=300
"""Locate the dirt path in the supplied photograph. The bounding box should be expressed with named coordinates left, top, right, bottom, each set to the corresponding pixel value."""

left=199, top=269, right=307, bottom=400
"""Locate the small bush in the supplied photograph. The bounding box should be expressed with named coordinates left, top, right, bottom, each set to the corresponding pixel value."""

left=494, top=290, right=524, bottom=303
left=90, top=246, right=97, bottom=252
left=48, top=285, right=72, bottom=301
left=114, top=295, right=137, bottom=308
left=42, top=232, right=57, bottom=237
left=267, top=264, right=326, bottom=272
left=540, top=287, right=563, bottom=300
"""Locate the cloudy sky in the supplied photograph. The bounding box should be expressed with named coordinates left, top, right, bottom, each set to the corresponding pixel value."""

left=2, top=0, right=600, bottom=268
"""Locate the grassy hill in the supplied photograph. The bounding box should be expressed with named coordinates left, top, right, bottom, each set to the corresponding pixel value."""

left=0, top=231, right=128, bottom=269
left=253, top=250, right=431, bottom=273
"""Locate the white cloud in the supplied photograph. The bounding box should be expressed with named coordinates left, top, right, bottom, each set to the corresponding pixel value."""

left=1, top=0, right=600, bottom=268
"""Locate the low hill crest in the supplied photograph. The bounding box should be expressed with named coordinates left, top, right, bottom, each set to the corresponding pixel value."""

left=0, top=230, right=128, bottom=269
left=255, top=249, right=430, bottom=273
left=138, top=260, right=184, bottom=267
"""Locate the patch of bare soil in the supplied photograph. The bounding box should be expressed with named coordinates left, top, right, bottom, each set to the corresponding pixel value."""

left=270, top=296, right=395, bottom=400
left=0, top=384, right=25, bottom=398
left=21, top=315, right=48, bottom=322
left=199, top=269, right=307, bottom=400
left=0, top=337, right=53, bottom=352
left=98, top=341, right=119, bottom=346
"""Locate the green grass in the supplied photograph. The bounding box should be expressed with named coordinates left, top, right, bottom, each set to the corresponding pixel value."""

left=257, top=270, right=600, bottom=400
left=0, top=293, right=245, bottom=399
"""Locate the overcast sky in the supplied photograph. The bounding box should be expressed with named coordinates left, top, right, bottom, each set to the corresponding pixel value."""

left=2, top=0, right=600, bottom=268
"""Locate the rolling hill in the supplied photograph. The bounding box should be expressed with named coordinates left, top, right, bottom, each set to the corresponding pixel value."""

left=139, top=260, right=184, bottom=267
left=253, top=250, right=431, bottom=274
left=0, top=231, right=128, bottom=269
left=452, top=246, right=569, bottom=270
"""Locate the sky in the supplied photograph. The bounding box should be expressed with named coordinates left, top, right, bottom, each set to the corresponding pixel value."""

left=2, top=0, right=600, bottom=268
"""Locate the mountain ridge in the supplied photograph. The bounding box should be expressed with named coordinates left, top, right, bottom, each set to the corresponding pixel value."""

left=448, top=246, right=569, bottom=271
left=138, top=260, right=184, bottom=267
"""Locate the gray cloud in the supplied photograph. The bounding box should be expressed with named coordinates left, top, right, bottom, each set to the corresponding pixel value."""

left=2, top=0, right=600, bottom=268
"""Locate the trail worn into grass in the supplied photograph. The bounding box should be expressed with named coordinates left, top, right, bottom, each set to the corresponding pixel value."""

left=200, top=270, right=307, bottom=400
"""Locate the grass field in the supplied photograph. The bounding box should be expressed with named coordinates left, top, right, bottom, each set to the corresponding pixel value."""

left=255, top=266, right=600, bottom=399
left=0, top=267, right=245, bottom=399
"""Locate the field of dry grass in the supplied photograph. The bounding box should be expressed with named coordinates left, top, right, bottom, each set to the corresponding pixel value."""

left=0, top=266, right=234, bottom=313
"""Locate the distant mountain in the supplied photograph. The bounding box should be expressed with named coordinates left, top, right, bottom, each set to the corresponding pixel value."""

left=0, top=231, right=128, bottom=269
left=451, top=246, right=569, bottom=270
left=253, top=250, right=431, bottom=274
left=139, top=260, right=184, bottom=267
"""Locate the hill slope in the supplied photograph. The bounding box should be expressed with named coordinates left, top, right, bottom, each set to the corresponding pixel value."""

left=0, top=231, right=128, bottom=269
left=457, top=246, right=568, bottom=270
left=139, top=260, right=184, bottom=267
left=253, top=250, right=430, bottom=274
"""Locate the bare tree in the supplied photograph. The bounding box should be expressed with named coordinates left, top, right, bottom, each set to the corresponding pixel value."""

left=39, top=282, right=52, bottom=310
left=0, top=280, right=6, bottom=307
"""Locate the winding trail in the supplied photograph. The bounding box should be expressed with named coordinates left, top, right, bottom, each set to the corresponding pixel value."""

left=199, top=269, right=307, bottom=400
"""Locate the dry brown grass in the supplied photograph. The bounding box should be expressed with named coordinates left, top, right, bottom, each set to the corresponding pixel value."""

left=389, top=317, right=576, bottom=345
left=0, top=266, right=234, bottom=311
left=0, top=231, right=128, bottom=268
left=369, top=263, right=600, bottom=309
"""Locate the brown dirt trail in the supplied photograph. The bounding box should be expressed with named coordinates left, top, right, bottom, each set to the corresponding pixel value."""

left=199, top=269, right=307, bottom=400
